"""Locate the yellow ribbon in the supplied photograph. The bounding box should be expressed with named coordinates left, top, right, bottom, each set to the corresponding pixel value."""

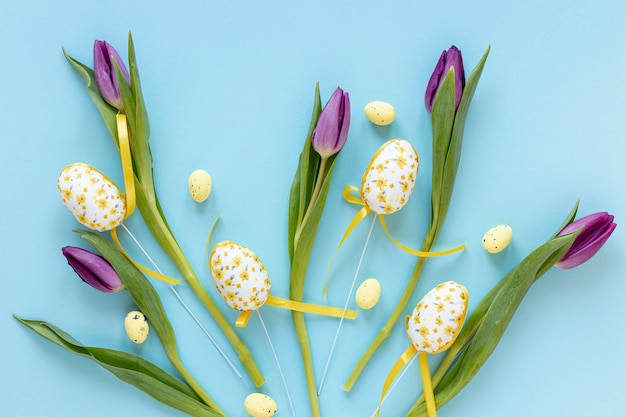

left=116, top=114, right=135, bottom=219
left=110, top=227, right=180, bottom=284
left=325, top=185, right=465, bottom=295
left=235, top=295, right=358, bottom=327
left=110, top=113, right=179, bottom=285
left=378, top=345, right=417, bottom=417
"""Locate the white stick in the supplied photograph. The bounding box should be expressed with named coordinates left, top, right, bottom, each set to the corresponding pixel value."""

left=256, top=309, right=296, bottom=417
left=317, top=215, right=377, bottom=395
left=370, top=352, right=417, bottom=417
left=120, top=224, right=243, bottom=379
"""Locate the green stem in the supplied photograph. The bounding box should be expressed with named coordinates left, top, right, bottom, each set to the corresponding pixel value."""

left=136, top=187, right=265, bottom=387
left=169, top=352, right=224, bottom=414
left=292, top=310, right=321, bottom=417
left=295, top=156, right=328, bottom=247
left=343, top=227, right=436, bottom=391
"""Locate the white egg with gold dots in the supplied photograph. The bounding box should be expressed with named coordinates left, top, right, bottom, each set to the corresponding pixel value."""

left=361, top=139, right=419, bottom=215
left=209, top=241, right=271, bottom=312
left=57, top=163, right=126, bottom=232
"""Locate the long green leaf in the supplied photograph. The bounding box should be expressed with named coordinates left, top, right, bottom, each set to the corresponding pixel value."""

left=406, top=228, right=577, bottom=416
left=14, top=316, right=223, bottom=417
left=62, top=48, right=119, bottom=145
left=77, top=230, right=223, bottom=413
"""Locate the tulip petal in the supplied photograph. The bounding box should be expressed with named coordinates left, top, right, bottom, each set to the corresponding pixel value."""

left=556, top=212, right=617, bottom=269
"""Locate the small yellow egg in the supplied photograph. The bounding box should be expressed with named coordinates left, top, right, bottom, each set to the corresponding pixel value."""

left=188, top=169, right=212, bottom=202
left=364, top=101, right=396, bottom=126
left=244, top=393, right=278, bottom=417
left=482, top=224, right=513, bottom=254
left=355, top=278, right=381, bottom=309
left=124, top=311, right=149, bottom=344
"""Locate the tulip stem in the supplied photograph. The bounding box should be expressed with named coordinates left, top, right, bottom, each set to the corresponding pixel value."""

left=299, top=156, right=328, bottom=238
left=134, top=187, right=265, bottom=386
left=119, top=224, right=243, bottom=379
left=344, top=227, right=436, bottom=391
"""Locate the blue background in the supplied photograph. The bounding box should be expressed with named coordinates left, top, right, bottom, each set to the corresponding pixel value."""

left=1, top=1, right=625, bottom=416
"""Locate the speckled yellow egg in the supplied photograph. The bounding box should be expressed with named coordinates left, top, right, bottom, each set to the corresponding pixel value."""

left=124, top=311, right=149, bottom=344
left=188, top=169, right=212, bottom=202
left=355, top=278, right=381, bottom=309
left=364, top=101, right=396, bottom=126
left=361, top=139, right=419, bottom=215
left=482, top=224, right=513, bottom=253
left=406, top=281, right=468, bottom=354
left=244, top=393, right=277, bottom=417
left=209, top=241, right=271, bottom=312
left=57, top=163, right=126, bottom=232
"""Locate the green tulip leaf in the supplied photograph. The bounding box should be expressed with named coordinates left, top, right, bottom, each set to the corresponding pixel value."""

left=405, top=205, right=579, bottom=417
left=14, top=316, right=222, bottom=417
left=62, top=48, right=119, bottom=146
left=76, top=230, right=223, bottom=413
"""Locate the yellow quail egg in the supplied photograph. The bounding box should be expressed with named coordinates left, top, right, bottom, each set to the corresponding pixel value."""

left=188, top=169, right=212, bottom=202
left=244, top=393, right=277, bottom=417
left=124, top=311, right=149, bottom=344
left=364, top=101, right=396, bottom=126
left=482, top=224, right=513, bottom=253
left=355, top=278, right=381, bottom=309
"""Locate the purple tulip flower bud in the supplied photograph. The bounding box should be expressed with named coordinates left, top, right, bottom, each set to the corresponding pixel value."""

left=93, top=40, right=131, bottom=110
left=312, top=87, right=351, bottom=158
left=62, top=246, right=123, bottom=292
left=555, top=212, right=617, bottom=269
left=425, top=45, right=465, bottom=114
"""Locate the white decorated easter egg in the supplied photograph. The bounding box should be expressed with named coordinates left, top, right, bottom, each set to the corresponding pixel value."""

left=364, top=101, right=396, bottom=126
left=209, top=241, right=271, bottom=311
left=361, top=139, right=419, bottom=215
left=244, top=393, right=278, bottom=417
left=58, top=163, right=126, bottom=232
left=124, top=311, right=149, bottom=344
left=355, top=278, right=381, bottom=309
left=482, top=224, right=513, bottom=254
left=406, top=281, right=468, bottom=354
left=188, top=169, right=212, bottom=202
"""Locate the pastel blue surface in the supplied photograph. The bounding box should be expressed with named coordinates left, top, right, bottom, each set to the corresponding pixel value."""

left=2, top=1, right=625, bottom=416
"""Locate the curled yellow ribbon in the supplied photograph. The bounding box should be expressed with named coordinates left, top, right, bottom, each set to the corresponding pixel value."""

left=324, top=186, right=465, bottom=295
left=110, top=227, right=180, bottom=284
left=110, top=113, right=179, bottom=284
left=378, top=345, right=417, bottom=417
left=377, top=346, right=437, bottom=417
left=235, top=296, right=358, bottom=327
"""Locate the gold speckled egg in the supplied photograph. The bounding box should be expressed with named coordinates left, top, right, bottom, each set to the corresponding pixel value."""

left=482, top=224, right=513, bottom=253
left=361, top=139, right=419, bottom=215
left=124, top=311, right=149, bottom=344
left=209, top=241, right=271, bottom=312
left=57, top=163, right=126, bottom=232
left=244, top=393, right=278, bottom=417
left=188, top=169, right=212, bottom=202
left=355, top=278, right=381, bottom=309
left=406, top=281, right=468, bottom=354
left=364, top=101, right=396, bottom=126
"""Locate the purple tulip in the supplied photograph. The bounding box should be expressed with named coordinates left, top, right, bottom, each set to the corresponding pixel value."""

left=62, top=246, right=123, bottom=292
left=425, top=45, right=465, bottom=114
left=312, top=87, right=351, bottom=158
left=555, top=212, right=617, bottom=269
left=93, top=40, right=131, bottom=110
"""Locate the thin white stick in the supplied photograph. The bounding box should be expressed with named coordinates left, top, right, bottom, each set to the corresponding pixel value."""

left=256, top=309, right=296, bottom=417
left=370, top=352, right=417, bottom=417
left=317, top=215, right=377, bottom=395
left=120, top=224, right=243, bottom=379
